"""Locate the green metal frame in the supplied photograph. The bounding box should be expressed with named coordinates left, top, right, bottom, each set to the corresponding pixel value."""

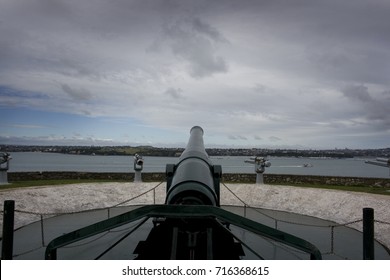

left=45, top=205, right=322, bottom=260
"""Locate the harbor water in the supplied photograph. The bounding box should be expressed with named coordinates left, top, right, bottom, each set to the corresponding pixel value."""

left=7, top=152, right=390, bottom=178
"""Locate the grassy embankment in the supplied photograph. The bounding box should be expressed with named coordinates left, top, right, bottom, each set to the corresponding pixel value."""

left=1, top=179, right=389, bottom=196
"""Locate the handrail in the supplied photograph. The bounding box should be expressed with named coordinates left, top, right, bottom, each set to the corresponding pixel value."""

left=45, top=204, right=322, bottom=260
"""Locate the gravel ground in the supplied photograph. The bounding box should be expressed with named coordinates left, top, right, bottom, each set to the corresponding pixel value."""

left=1, top=182, right=389, bottom=248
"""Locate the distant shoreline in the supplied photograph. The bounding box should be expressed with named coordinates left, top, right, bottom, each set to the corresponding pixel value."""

left=2, top=145, right=389, bottom=158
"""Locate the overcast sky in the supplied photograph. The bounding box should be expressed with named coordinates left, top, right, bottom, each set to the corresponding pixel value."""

left=1, top=0, right=389, bottom=149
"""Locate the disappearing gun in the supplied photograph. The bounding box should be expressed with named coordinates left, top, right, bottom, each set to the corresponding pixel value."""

left=45, top=126, right=322, bottom=260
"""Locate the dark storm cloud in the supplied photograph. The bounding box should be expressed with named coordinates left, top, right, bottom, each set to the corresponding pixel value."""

left=214, top=0, right=390, bottom=85
left=269, top=136, right=282, bottom=142
left=61, top=84, right=92, bottom=101
left=342, top=85, right=390, bottom=127
left=164, top=87, right=184, bottom=99
left=228, top=135, right=248, bottom=141
left=191, top=17, right=228, bottom=43
left=342, top=85, right=372, bottom=103
left=160, top=17, right=229, bottom=78
left=1, top=0, right=390, bottom=148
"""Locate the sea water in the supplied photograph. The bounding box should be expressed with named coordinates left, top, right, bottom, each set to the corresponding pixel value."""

left=7, top=152, right=389, bottom=178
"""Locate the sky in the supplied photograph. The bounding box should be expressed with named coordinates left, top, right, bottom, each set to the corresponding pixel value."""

left=0, top=0, right=389, bottom=149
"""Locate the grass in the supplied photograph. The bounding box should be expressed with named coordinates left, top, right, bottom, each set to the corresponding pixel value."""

left=2, top=179, right=390, bottom=196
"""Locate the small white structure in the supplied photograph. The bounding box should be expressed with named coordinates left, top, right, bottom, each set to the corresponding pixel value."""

left=0, top=152, right=12, bottom=185
left=245, top=156, right=271, bottom=184
left=133, top=154, right=144, bottom=182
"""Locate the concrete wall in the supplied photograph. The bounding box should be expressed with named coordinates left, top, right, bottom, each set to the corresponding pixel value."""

left=7, top=172, right=390, bottom=187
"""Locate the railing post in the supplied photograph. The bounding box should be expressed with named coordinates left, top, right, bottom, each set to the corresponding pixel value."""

left=363, top=207, right=374, bottom=260
left=40, top=215, right=45, bottom=247
left=2, top=200, right=15, bottom=260
left=330, top=226, right=334, bottom=254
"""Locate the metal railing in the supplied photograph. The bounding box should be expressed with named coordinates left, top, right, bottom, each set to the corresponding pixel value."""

left=1, top=181, right=389, bottom=260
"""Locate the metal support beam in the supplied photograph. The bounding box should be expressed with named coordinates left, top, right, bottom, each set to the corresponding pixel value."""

left=170, top=227, right=179, bottom=260
left=206, top=227, right=213, bottom=260
left=45, top=204, right=322, bottom=260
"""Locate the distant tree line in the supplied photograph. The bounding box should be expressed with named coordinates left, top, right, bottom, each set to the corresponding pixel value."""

left=1, top=145, right=389, bottom=158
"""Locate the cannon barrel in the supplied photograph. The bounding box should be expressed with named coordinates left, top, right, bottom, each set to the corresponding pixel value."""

left=165, top=126, right=221, bottom=206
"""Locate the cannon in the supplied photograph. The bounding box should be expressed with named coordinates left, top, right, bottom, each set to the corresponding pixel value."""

left=165, top=126, right=221, bottom=206
left=133, top=154, right=144, bottom=171
left=0, top=152, right=11, bottom=167
left=133, top=154, right=144, bottom=182
left=245, top=156, right=271, bottom=184
left=0, top=152, right=11, bottom=185
left=45, top=127, right=322, bottom=260
left=133, top=126, right=240, bottom=259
